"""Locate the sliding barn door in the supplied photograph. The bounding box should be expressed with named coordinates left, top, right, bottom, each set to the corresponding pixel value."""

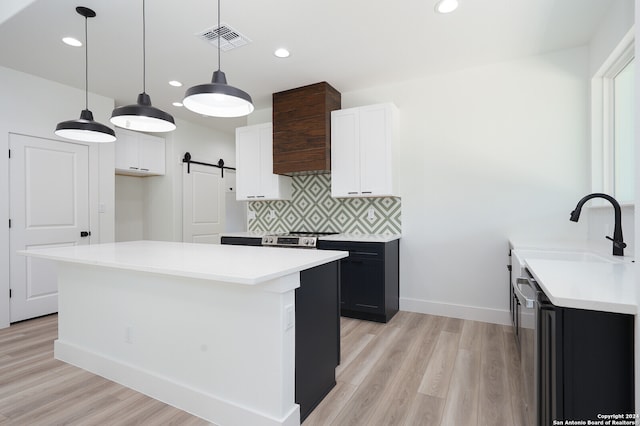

left=182, top=163, right=225, bottom=244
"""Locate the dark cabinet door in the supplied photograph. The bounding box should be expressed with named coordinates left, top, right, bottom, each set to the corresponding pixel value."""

left=318, top=240, right=398, bottom=323
left=538, top=303, right=561, bottom=425
left=343, top=257, right=384, bottom=314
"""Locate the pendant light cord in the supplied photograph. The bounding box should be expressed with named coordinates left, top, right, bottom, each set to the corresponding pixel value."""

left=217, top=0, right=221, bottom=72
left=84, top=14, right=89, bottom=110
left=142, top=0, right=146, bottom=93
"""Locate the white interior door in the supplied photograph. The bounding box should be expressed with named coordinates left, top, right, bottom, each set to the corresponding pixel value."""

left=183, top=163, right=225, bottom=244
left=9, top=134, right=90, bottom=322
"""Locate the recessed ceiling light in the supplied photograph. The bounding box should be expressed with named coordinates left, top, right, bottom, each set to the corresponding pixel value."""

left=435, top=0, right=458, bottom=14
left=62, top=37, right=82, bottom=47
left=172, top=102, right=183, bottom=107
left=274, top=48, right=290, bottom=58
left=169, top=80, right=183, bottom=87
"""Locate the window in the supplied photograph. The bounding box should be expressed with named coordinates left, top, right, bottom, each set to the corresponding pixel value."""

left=592, top=30, right=635, bottom=204
left=612, top=58, right=634, bottom=202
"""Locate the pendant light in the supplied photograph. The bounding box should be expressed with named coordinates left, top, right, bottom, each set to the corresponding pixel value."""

left=110, top=0, right=175, bottom=132
left=55, top=7, right=116, bottom=143
left=183, top=0, right=254, bottom=118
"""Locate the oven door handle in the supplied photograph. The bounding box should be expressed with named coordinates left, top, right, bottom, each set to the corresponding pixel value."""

left=514, top=277, right=536, bottom=309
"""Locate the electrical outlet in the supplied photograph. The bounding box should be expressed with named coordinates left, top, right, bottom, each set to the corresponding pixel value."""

left=268, top=209, right=276, bottom=220
left=248, top=210, right=256, bottom=220
left=284, top=305, right=294, bottom=330
left=367, top=207, right=375, bottom=221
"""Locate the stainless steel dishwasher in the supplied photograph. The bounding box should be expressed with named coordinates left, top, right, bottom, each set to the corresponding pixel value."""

left=513, top=272, right=538, bottom=426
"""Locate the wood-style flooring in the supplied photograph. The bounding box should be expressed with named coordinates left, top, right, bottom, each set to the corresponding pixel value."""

left=0, top=312, right=525, bottom=425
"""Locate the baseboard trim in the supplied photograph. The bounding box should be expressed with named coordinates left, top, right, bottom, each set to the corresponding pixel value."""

left=54, top=340, right=300, bottom=426
left=400, top=297, right=511, bottom=326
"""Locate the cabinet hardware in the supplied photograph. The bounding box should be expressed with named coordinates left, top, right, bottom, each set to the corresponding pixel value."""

left=348, top=191, right=358, bottom=194
left=129, top=167, right=139, bottom=170
left=351, top=251, right=378, bottom=256
left=362, top=191, right=372, bottom=194
left=140, top=168, right=149, bottom=171
left=80, top=231, right=91, bottom=237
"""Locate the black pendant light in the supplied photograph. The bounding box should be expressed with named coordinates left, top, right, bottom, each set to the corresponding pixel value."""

left=110, top=0, right=175, bottom=132
left=183, top=0, right=254, bottom=118
left=55, top=7, right=116, bottom=143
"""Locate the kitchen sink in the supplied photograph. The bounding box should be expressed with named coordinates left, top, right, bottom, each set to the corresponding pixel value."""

left=511, top=249, right=629, bottom=285
left=514, top=249, right=619, bottom=263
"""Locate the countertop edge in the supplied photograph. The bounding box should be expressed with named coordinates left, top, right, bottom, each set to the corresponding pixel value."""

left=18, top=245, right=349, bottom=286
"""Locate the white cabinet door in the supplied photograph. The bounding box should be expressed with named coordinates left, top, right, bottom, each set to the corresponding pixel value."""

left=114, top=128, right=165, bottom=176
left=236, top=125, right=262, bottom=200
left=331, top=103, right=398, bottom=198
left=360, top=104, right=393, bottom=196
left=331, top=109, right=360, bottom=197
left=114, top=130, right=139, bottom=172
left=236, top=123, right=291, bottom=201
left=138, top=134, right=165, bottom=175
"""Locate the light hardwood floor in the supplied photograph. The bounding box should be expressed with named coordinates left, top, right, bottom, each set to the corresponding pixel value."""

left=0, top=312, right=525, bottom=425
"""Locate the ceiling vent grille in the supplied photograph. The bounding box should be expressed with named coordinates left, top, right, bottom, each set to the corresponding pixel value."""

left=195, top=23, right=251, bottom=51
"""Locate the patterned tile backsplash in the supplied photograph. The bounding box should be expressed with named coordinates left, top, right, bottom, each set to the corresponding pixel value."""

left=248, top=174, right=401, bottom=234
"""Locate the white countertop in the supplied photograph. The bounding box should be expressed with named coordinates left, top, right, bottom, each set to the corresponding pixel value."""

left=526, top=258, right=636, bottom=314
left=510, top=241, right=636, bottom=315
left=19, top=240, right=348, bottom=285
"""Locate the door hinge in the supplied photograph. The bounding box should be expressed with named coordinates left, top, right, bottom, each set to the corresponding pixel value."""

left=8, top=149, right=10, bottom=158
left=9, top=289, right=11, bottom=298
left=507, top=264, right=512, bottom=272
left=8, top=219, right=11, bottom=229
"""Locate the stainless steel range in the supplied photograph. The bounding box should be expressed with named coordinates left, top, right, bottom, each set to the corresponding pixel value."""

left=261, top=232, right=337, bottom=248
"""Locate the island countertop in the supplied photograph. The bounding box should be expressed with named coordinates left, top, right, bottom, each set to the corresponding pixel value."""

left=20, top=240, right=348, bottom=285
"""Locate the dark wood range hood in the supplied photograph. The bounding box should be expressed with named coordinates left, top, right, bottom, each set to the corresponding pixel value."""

left=272, top=82, right=341, bottom=175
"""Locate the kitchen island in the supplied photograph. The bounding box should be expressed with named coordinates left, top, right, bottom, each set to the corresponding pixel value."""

left=20, top=241, right=348, bottom=426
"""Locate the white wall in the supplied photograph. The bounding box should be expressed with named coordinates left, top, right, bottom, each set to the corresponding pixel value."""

left=114, top=117, right=239, bottom=242
left=0, top=66, right=115, bottom=328
left=365, top=48, right=591, bottom=323
left=114, top=175, right=145, bottom=242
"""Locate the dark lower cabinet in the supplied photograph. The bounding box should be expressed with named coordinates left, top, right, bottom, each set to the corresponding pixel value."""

left=318, top=239, right=399, bottom=323
left=538, top=292, right=634, bottom=424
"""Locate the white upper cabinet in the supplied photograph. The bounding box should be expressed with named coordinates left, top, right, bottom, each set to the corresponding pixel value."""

left=115, top=128, right=166, bottom=176
left=331, top=103, right=399, bottom=198
left=235, top=123, right=292, bottom=201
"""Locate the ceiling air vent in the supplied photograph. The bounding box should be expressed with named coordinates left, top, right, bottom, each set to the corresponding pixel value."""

left=195, top=23, right=251, bottom=51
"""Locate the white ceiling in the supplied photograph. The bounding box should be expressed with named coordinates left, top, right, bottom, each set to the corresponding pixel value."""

left=0, top=0, right=618, bottom=133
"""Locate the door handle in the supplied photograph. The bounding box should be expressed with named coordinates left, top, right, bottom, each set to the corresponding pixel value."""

left=80, top=231, right=91, bottom=238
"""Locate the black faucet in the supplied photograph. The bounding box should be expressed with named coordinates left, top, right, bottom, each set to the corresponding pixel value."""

left=570, top=193, right=626, bottom=256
